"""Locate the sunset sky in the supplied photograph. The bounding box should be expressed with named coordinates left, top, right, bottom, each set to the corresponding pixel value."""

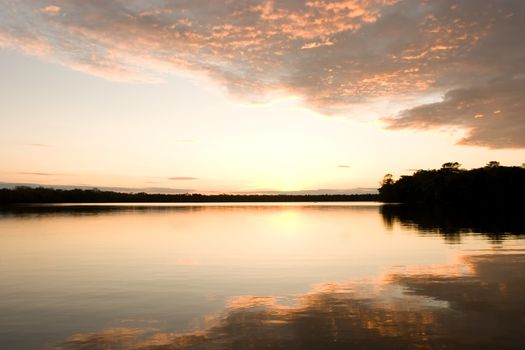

left=1, top=0, right=524, bottom=193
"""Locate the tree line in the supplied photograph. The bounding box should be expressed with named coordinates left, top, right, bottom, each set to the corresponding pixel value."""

left=0, top=186, right=379, bottom=204
left=379, top=162, right=525, bottom=205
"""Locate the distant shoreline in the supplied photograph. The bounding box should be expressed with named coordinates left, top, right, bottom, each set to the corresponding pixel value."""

left=0, top=186, right=380, bottom=204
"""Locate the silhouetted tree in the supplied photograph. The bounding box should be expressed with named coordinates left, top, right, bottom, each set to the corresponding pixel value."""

left=380, top=174, right=394, bottom=186
left=486, top=161, right=500, bottom=168
left=441, top=162, right=461, bottom=170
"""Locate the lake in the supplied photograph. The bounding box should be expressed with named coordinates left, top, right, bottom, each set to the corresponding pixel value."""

left=1, top=203, right=524, bottom=349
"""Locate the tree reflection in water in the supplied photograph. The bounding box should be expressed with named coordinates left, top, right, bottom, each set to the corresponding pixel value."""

left=51, top=253, right=525, bottom=350
left=381, top=204, right=525, bottom=243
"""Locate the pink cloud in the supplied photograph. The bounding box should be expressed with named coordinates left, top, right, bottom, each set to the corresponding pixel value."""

left=42, top=5, right=60, bottom=13
left=1, top=0, right=524, bottom=147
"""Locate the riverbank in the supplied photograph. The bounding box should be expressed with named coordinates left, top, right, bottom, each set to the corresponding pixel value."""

left=0, top=186, right=379, bottom=204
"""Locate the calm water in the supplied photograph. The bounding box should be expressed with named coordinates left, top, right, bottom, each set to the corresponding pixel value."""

left=1, top=203, right=524, bottom=349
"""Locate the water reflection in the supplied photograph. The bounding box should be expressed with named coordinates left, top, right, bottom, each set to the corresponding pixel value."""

left=0, top=202, right=378, bottom=218
left=381, top=204, right=525, bottom=243
left=2, top=203, right=524, bottom=349
left=0, top=204, right=202, bottom=218
left=51, top=252, right=525, bottom=350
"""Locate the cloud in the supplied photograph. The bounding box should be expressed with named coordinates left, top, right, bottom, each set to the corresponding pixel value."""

left=41, top=5, right=61, bottom=14
left=17, top=172, right=60, bottom=176
left=28, top=143, right=51, bottom=147
left=337, top=164, right=351, bottom=168
left=168, top=177, right=199, bottom=181
left=18, top=172, right=51, bottom=176
left=386, top=77, right=525, bottom=148
left=1, top=1, right=524, bottom=147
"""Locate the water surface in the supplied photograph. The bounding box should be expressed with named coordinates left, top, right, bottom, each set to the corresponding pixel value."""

left=1, top=203, right=524, bottom=349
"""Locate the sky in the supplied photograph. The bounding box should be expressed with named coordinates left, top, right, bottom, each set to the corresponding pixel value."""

left=1, top=0, right=524, bottom=194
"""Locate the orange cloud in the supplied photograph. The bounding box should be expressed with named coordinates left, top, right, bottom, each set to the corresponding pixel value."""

left=42, top=5, right=61, bottom=14
left=1, top=0, right=524, bottom=147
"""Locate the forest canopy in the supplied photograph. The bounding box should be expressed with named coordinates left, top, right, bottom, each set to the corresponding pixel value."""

left=379, top=162, right=525, bottom=205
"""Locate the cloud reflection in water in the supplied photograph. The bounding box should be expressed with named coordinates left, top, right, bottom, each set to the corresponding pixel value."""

left=51, top=253, right=525, bottom=350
